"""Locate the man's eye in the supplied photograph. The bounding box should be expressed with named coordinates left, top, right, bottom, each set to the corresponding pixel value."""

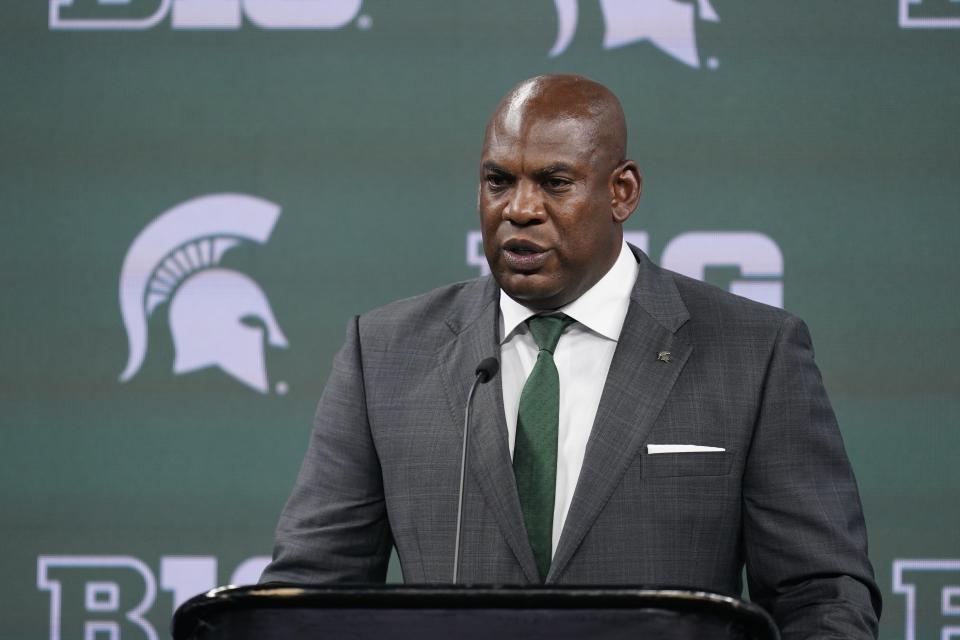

left=544, top=178, right=571, bottom=190
left=486, top=174, right=510, bottom=189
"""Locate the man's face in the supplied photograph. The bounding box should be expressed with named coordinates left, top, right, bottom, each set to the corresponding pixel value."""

left=479, top=112, right=623, bottom=310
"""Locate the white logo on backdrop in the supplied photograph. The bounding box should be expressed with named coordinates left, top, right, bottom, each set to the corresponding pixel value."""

left=550, top=0, right=721, bottom=68
left=899, top=0, right=960, bottom=28
left=38, top=554, right=269, bottom=640
left=48, top=0, right=732, bottom=66
left=893, top=559, right=960, bottom=640
left=49, top=0, right=363, bottom=30
left=467, top=230, right=784, bottom=309
left=118, top=193, right=288, bottom=394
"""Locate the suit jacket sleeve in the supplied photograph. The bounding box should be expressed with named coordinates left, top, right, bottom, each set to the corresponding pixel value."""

left=742, top=314, right=881, bottom=639
left=260, top=315, right=393, bottom=583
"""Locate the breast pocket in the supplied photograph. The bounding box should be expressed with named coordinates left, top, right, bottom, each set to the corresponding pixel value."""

left=640, top=451, right=733, bottom=478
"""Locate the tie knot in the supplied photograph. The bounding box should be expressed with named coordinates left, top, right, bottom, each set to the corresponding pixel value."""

left=527, top=314, right=574, bottom=354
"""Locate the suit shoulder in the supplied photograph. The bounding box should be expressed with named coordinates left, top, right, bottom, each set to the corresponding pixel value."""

left=666, top=267, right=798, bottom=337
left=356, top=277, right=495, bottom=347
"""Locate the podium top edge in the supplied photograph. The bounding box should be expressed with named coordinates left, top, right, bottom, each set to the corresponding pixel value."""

left=172, top=584, right=779, bottom=640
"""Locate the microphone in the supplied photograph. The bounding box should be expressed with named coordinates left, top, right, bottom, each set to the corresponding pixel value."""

left=452, top=356, right=499, bottom=583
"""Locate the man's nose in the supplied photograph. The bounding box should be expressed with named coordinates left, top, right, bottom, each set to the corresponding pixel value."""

left=503, top=180, right=545, bottom=225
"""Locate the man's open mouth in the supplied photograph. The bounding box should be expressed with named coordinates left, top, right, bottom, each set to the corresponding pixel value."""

left=502, top=239, right=549, bottom=270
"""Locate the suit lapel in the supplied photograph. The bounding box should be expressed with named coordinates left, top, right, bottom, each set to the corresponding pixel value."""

left=437, top=279, right=540, bottom=583
left=547, top=250, right=692, bottom=583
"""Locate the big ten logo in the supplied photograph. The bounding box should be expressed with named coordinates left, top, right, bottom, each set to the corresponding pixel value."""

left=466, top=230, right=784, bottom=309
left=893, top=559, right=960, bottom=640
left=49, top=0, right=366, bottom=31
left=899, top=0, right=960, bottom=29
left=37, top=554, right=269, bottom=640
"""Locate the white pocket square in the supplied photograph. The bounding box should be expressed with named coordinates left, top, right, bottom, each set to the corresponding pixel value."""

left=647, top=444, right=725, bottom=454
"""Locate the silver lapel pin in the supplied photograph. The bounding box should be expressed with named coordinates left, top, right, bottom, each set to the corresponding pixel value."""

left=657, top=351, right=672, bottom=363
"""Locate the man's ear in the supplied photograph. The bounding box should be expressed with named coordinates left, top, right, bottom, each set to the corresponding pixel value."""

left=610, top=160, right=642, bottom=223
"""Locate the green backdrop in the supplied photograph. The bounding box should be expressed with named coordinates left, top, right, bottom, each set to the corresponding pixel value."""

left=2, top=1, right=958, bottom=638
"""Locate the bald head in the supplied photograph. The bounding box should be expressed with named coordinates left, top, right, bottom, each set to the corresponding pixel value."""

left=486, top=75, right=628, bottom=171
left=478, top=75, right=642, bottom=310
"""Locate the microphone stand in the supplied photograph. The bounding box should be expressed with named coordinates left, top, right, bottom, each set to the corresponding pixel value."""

left=452, top=357, right=498, bottom=583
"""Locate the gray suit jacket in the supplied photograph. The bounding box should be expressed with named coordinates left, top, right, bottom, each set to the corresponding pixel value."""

left=263, top=247, right=881, bottom=639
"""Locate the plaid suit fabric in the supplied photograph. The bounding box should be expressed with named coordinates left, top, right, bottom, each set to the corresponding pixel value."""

left=263, top=246, right=881, bottom=640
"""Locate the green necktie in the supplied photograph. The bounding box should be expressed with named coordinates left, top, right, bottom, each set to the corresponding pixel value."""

left=513, top=313, right=575, bottom=581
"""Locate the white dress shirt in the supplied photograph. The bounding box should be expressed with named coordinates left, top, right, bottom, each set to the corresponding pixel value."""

left=499, top=241, right=639, bottom=556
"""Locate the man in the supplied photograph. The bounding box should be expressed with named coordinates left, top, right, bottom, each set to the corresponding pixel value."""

left=262, top=75, right=881, bottom=638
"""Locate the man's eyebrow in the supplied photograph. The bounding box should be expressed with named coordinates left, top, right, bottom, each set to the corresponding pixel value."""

left=482, top=161, right=510, bottom=174
left=533, top=163, right=574, bottom=179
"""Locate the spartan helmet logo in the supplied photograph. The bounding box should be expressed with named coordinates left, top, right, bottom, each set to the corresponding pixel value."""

left=118, top=193, right=288, bottom=394
left=550, top=0, right=720, bottom=68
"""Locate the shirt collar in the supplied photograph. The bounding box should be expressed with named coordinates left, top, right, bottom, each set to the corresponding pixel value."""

left=499, top=241, right=639, bottom=343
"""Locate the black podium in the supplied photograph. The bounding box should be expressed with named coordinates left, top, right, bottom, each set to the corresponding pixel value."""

left=172, top=585, right=780, bottom=640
